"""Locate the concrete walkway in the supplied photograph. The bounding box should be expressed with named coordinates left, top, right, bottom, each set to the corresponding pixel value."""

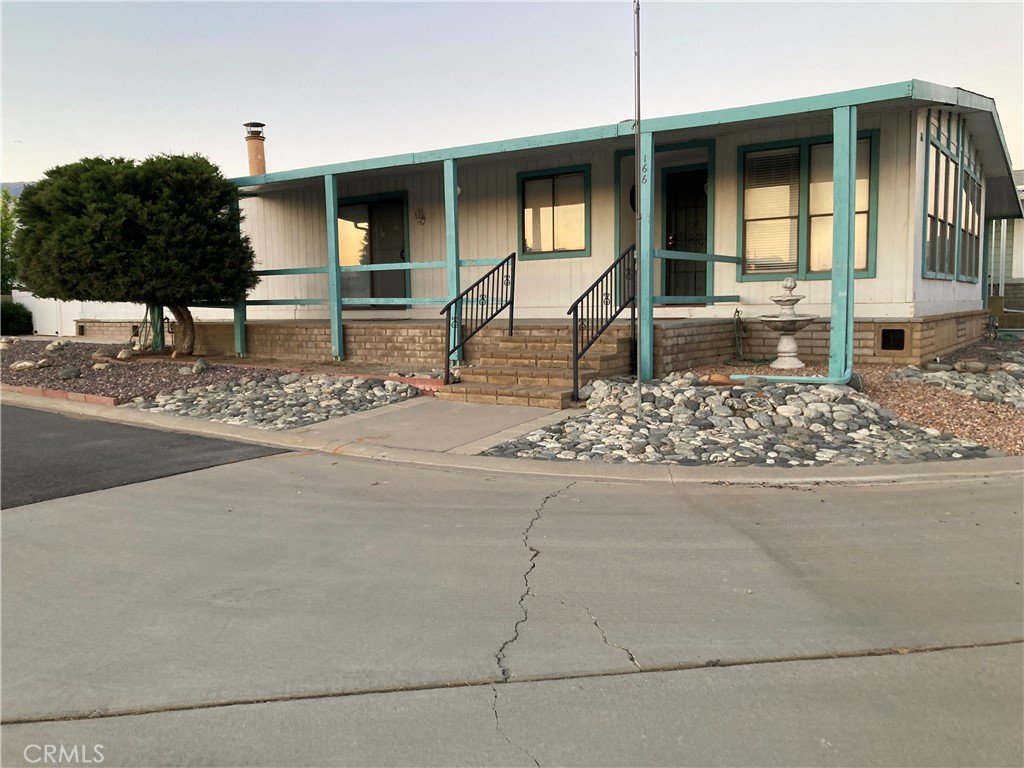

left=3, top=390, right=1022, bottom=486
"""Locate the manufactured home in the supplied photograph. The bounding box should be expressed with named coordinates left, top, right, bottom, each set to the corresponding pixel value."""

left=69, top=80, right=1023, bottom=407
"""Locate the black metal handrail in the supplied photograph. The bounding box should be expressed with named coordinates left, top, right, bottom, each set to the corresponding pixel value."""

left=566, top=246, right=636, bottom=400
left=440, top=252, right=516, bottom=384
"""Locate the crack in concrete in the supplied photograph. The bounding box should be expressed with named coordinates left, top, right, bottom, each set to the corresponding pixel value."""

left=5, top=639, right=1019, bottom=726
left=494, top=482, right=576, bottom=682
left=533, top=593, right=642, bottom=671
left=585, top=605, right=643, bottom=671
left=490, top=685, right=540, bottom=767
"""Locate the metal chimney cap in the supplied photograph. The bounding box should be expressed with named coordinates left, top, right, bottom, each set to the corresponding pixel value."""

left=244, top=122, right=266, bottom=137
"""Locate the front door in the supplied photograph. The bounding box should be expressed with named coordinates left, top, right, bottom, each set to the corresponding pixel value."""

left=664, top=168, right=708, bottom=302
left=338, top=197, right=408, bottom=306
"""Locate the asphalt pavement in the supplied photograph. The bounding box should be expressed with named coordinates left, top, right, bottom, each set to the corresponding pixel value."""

left=1, top=405, right=285, bottom=508
left=1, top=392, right=1022, bottom=766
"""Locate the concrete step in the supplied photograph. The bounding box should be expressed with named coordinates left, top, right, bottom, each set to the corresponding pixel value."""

left=473, top=324, right=633, bottom=340
left=473, top=349, right=630, bottom=371
left=435, top=383, right=574, bottom=409
left=485, top=334, right=631, bottom=354
left=458, top=365, right=598, bottom=387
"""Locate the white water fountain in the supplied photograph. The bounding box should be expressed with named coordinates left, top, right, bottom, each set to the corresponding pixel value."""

left=760, top=278, right=817, bottom=369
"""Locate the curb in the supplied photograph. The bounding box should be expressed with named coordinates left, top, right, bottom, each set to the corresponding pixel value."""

left=0, top=383, right=119, bottom=406
left=2, top=388, right=1022, bottom=488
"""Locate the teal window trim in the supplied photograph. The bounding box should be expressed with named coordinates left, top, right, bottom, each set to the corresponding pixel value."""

left=921, top=109, right=984, bottom=283
left=337, top=190, right=413, bottom=299
left=517, top=164, right=591, bottom=261
left=735, top=130, right=879, bottom=283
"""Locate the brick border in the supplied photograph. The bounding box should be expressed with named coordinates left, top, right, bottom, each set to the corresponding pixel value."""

left=0, top=383, right=119, bottom=406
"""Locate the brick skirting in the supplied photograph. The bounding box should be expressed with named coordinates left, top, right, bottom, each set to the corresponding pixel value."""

left=76, top=312, right=989, bottom=373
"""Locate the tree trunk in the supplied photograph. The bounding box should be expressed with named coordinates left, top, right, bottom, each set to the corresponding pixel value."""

left=167, top=304, right=196, bottom=355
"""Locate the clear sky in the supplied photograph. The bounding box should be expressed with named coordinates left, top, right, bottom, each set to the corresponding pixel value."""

left=3, top=1, right=1022, bottom=183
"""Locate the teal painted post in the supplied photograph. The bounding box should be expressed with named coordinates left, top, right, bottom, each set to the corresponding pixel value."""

left=638, top=132, right=656, bottom=381
left=981, top=220, right=991, bottom=310
left=148, top=304, right=164, bottom=352
left=324, top=174, right=344, bottom=359
left=444, top=158, right=462, bottom=362
left=829, top=105, right=857, bottom=379
left=233, top=301, right=247, bottom=357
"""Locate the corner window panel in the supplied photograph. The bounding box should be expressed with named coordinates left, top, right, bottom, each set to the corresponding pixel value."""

left=923, top=109, right=982, bottom=282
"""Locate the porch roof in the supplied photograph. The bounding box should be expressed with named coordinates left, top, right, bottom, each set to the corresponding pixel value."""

left=231, top=79, right=1022, bottom=219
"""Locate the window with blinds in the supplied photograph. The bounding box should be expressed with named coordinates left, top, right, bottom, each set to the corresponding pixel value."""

left=743, top=147, right=799, bottom=274
left=741, top=136, right=874, bottom=278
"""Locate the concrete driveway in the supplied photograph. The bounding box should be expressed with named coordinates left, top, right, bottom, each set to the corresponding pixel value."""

left=2, top=445, right=1021, bottom=766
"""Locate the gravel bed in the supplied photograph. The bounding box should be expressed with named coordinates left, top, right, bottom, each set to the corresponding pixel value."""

left=483, top=375, right=1003, bottom=466
left=1, top=339, right=420, bottom=430
left=4, top=335, right=1023, bottom=459
left=484, top=336, right=1024, bottom=466
left=125, top=373, right=419, bottom=430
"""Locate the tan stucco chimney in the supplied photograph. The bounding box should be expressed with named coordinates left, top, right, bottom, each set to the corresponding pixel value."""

left=244, top=122, right=266, bottom=175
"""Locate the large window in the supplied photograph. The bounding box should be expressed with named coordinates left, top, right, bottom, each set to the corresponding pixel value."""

left=518, top=165, right=590, bottom=259
left=924, top=109, right=982, bottom=282
left=739, top=135, right=875, bottom=279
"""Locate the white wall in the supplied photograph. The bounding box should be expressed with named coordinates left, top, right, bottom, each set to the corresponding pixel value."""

left=242, top=186, right=329, bottom=319
left=9, top=292, right=233, bottom=336
left=50, top=105, right=993, bottom=329
left=691, top=109, right=922, bottom=320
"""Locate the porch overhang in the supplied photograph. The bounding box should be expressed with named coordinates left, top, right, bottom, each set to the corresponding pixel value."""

left=231, top=79, right=1020, bottom=220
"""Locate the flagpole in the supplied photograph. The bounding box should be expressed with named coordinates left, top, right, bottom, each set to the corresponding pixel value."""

left=633, top=0, right=642, bottom=420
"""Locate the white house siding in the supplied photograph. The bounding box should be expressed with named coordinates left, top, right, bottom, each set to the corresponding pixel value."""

left=455, top=148, right=619, bottom=317
left=234, top=107, right=992, bottom=323
left=10, top=292, right=233, bottom=337
left=685, top=109, right=923, bottom=321
left=242, top=186, right=329, bottom=319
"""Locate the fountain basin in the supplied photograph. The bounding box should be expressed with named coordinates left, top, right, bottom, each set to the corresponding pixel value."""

left=761, top=314, right=816, bottom=335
